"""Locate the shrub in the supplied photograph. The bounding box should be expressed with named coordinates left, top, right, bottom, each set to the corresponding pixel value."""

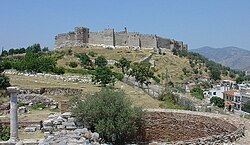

left=95, top=56, right=107, bottom=67
left=191, top=87, right=204, bottom=100
left=0, top=125, right=10, bottom=141
left=114, top=72, right=124, bottom=81
left=31, top=103, right=46, bottom=110
left=53, top=67, right=65, bottom=75
left=0, top=75, right=10, bottom=89
left=88, top=51, right=97, bottom=57
left=0, top=60, right=12, bottom=69
left=210, top=97, right=224, bottom=108
left=72, top=88, right=143, bottom=144
left=68, top=62, right=78, bottom=68
left=153, top=76, right=160, bottom=84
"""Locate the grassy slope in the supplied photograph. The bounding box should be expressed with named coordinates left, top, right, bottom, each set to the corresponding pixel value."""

left=57, top=46, right=151, bottom=69
left=6, top=74, right=161, bottom=109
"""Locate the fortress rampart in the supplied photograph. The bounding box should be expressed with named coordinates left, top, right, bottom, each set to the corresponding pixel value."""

left=55, top=27, right=188, bottom=51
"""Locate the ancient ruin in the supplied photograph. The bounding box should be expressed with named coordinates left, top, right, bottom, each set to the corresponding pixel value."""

left=55, top=27, right=188, bottom=51
left=7, top=87, right=19, bottom=143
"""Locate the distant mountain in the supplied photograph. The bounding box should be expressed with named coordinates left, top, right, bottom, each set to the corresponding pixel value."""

left=191, top=46, right=250, bottom=70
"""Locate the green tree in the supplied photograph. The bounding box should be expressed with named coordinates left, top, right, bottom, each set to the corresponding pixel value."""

left=210, top=68, right=221, bottom=80
left=236, top=75, right=245, bottom=84
left=242, top=101, right=250, bottom=113
left=71, top=88, right=143, bottom=144
left=1, top=50, right=8, bottom=56
left=115, top=57, right=131, bottom=74
left=0, top=74, right=10, bottom=89
left=92, top=66, right=116, bottom=87
left=42, top=47, right=49, bottom=52
left=191, top=87, right=204, bottom=100
left=210, top=97, right=225, bottom=108
left=0, top=60, right=12, bottom=69
left=68, top=62, right=78, bottom=68
left=77, top=53, right=92, bottom=67
left=95, top=56, right=107, bottom=67
left=129, top=62, right=154, bottom=88
left=26, top=43, right=41, bottom=53
left=19, top=48, right=26, bottom=54
left=8, top=48, right=15, bottom=55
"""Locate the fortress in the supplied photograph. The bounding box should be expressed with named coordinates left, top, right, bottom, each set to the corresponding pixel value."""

left=55, top=27, right=188, bottom=51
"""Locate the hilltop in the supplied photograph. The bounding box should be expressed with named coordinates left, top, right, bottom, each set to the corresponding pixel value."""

left=191, top=46, right=250, bottom=70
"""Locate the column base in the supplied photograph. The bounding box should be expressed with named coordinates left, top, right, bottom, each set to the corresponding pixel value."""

left=8, top=137, right=19, bottom=143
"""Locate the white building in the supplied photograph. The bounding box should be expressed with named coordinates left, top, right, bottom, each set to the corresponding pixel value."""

left=203, top=85, right=230, bottom=103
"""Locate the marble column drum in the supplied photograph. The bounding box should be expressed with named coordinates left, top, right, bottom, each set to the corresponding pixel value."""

left=7, top=87, right=19, bottom=142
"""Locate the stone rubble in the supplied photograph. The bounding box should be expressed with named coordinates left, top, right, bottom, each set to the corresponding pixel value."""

left=4, top=69, right=92, bottom=84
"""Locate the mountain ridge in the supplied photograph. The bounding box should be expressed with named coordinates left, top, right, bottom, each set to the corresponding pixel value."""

left=191, top=46, right=250, bottom=70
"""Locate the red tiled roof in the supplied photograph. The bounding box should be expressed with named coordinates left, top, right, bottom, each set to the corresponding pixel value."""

left=223, top=90, right=238, bottom=96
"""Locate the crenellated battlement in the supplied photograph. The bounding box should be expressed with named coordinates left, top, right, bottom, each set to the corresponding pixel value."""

left=55, top=26, right=188, bottom=51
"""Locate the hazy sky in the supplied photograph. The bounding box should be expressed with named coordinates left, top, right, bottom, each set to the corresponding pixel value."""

left=1, top=0, right=250, bottom=50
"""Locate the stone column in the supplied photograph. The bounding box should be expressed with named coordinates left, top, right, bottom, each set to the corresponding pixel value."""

left=7, top=87, right=19, bottom=142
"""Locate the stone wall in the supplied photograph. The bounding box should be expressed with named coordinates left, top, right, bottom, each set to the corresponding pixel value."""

left=55, top=27, right=89, bottom=48
left=89, top=32, right=104, bottom=45
left=55, top=26, right=188, bottom=51
left=157, top=36, right=171, bottom=49
left=115, top=31, right=129, bottom=46
left=139, top=34, right=157, bottom=49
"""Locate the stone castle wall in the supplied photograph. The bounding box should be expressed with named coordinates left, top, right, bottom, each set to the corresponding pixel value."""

left=55, top=27, right=188, bottom=51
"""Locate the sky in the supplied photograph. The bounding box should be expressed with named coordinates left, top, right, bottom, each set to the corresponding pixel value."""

left=1, top=0, right=250, bottom=50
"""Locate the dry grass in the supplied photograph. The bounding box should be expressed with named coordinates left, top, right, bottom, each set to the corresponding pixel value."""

left=6, top=74, right=161, bottom=109
left=19, top=128, right=44, bottom=139
left=57, top=47, right=152, bottom=68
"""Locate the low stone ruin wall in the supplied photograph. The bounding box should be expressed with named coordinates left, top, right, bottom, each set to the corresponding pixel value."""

left=19, top=87, right=84, bottom=96
left=139, top=109, right=245, bottom=144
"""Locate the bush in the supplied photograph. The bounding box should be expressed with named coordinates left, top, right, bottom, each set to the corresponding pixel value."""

left=210, top=97, right=224, bottom=108
left=114, top=72, right=124, bottom=81
left=0, top=60, right=12, bottom=69
left=53, top=67, right=65, bottom=75
left=72, top=88, right=143, bottom=144
left=242, top=101, right=250, bottom=113
left=88, top=51, right=97, bottom=57
left=95, top=56, right=107, bottom=67
left=0, top=74, right=10, bottom=89
left=31, top=103, right=46, bottom=110
left=153, top=76, right=160, bottom=84
left=0, top=125, right=10, bottom=141
left=191, top=87, right=204, bottom=100
left=68, top=62, right=78, bottom=68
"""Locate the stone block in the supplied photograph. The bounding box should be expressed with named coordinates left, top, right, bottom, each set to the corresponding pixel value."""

left=67, top=117, right=75, bottom=122
left=24, top=127, right=37, bottom=132
left=43, top=119, right=54, bottom=126
left=57, top=125, right=65, bottom=129
left=62, top=121, right=75, bottom=126
left=66, top=125, right=77, bottom=130
left=43, top=126, right=53, bottom=131
left=91, top=132, right=99, bottom=141
left=53, top=120, right=62, bottom=125
left=48, top=114, right=58, bottom=119
left=56, top=116, right=67, bottom=122
left=62, top=112, right=72, bottom=118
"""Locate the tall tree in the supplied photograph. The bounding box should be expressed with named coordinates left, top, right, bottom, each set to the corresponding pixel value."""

left=115, top=57, right=131, bottom=74
left=129, top=62, right=154, bottom=88
left=92, top=66, right=116, bottom=87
